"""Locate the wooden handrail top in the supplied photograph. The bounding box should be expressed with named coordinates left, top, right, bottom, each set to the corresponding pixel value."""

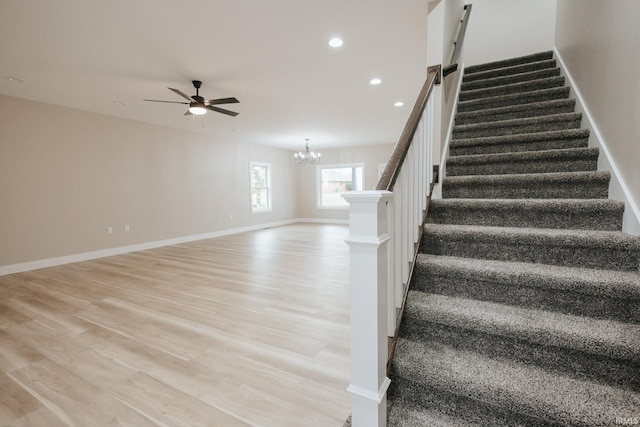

left=443, top=3, right=472, bottom=79
left=376, top=65, right=440, bottom=192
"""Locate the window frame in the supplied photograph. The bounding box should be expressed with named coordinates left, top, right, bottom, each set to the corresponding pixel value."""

left=249, top=161, right=272, bottom=213
left=316, top=163, right=365, bottom=210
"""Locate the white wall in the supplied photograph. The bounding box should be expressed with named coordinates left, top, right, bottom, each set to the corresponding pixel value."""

left=0, top=95, right=298, bottom=268
left=555, top=0, right=640, bottom=234
left=463, top=0, right=557, bottom=66
left=442, top=0, right=466, bottom=142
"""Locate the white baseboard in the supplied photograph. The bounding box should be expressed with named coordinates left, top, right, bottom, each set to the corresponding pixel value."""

left=554, top=47, right=640, bottom=235
left=295, top=218, right=349, bottom=225
left=0, top=218, right=346, bottom=276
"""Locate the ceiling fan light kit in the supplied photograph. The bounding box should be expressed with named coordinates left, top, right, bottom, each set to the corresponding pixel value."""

left=188, top=104, right=207, bottom=115
left=144, top=80, right=239, bottom=117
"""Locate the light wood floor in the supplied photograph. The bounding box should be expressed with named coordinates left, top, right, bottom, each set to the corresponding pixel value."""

left=0, top=223, right=352, bottom=426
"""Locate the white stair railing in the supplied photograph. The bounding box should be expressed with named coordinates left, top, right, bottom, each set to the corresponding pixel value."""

left=343, top=5, right=472, bottom=425
left=343, top=65, right=440, bottom=427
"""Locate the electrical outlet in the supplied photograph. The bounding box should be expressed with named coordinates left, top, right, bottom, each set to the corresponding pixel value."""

left=124, top=224, right=130, bottom=232
left=229, top=214, right=233, bottom=219
left=106, top=226, right=113, bottom=234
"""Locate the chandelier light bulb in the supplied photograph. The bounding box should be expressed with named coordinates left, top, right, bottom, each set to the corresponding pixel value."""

left=294, top=139, right=321, bottom=164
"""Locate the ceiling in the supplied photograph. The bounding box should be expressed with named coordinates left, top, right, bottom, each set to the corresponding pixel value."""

left=0, top=0, right=428, bottom=151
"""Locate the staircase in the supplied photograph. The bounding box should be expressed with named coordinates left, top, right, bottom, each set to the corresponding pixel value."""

left=387, top=51, right=640, bottom=426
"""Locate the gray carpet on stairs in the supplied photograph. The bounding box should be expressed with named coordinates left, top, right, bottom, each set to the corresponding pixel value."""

left=454, top=98, right=576, bottom=125
left=386, top=50, right=640, bottom=427
left=449, top=128, right=590, bottom=156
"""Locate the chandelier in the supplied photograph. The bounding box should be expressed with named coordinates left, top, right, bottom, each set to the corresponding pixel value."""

left=294, top=139, right=321, bottom=164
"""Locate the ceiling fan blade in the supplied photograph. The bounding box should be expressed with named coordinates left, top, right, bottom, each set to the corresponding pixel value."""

left=206, top=97, right=239, bottom=105
left=168, top=87, right=194, bottom=101
left=206, top=105, right=239, bottom=117
left=144, top=99, right=189, bottom=104
left=184, top=110, right=193, bottom=116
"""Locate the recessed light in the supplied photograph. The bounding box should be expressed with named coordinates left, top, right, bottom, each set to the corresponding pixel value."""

left=370, top=78, right=382, bottom=85
left=329, top=37, right=343, bottom=48
left=394, top=101, right=404, bottom=107
left=5, top=76, right=25, bottom=83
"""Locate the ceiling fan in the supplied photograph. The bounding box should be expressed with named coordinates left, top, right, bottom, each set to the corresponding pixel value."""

left=144, top=80, right=239, bottom=117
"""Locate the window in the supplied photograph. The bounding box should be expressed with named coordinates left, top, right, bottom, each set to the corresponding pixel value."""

left=317, top=164, right=364, bottom=208
left=250, top=162, right=271, bottom=213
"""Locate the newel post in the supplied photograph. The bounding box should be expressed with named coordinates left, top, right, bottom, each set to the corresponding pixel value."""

left=342, top=190, right=393, bottom=427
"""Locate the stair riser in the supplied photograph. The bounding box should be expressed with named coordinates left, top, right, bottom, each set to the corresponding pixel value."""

left=457, top=87, right=570, bottom=113
left=446, top=157, right=597, bottom=176
left=464, top=51, right=554, bottom=75
left=442, top=180, right=610, bottom=199
left=463, top=59, right=557, bottom=83
left=412, top=266, right=639, bottom=323
left=453, top=118, right=581, bottom=140
left=420, top=234, right=640, bottom=270
left=427, top=204, right=623, bottom=231
left=459, top=77, right=565, bottom=102
left=450, top=137, right=588, bottom=156
left=455, top=103, right=576, bottom=125
left=397, top=319, right=640, bottom=392
left=461, top=68, right=561, bottom=91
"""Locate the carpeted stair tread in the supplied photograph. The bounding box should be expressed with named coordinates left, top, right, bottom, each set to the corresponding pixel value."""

left=459, top=76, right=565, bottom=102
left=428, top=198, right=624, bottom=230
left=455, top=98, right=576, bottom=125
left=445, top=147, right=599, bottom=176
left=452, top=112, right=582, bottom=140
left=412, top=254, right=640, bottom=322
left=402, top=292, right=640, bottom=363
left=442, top=171, right=610, bottom=199
left=457, top=86, right=570, bottom=113
left=460, top=68, right=561, bottom=92
left=399, top=291, right=640, bottom=390
left=449, top=128, right=590, bottom=156
left=391, top=337, right=640, bottom=426
left=388, top=398, right=480, bottom=427
left=414, top=254, right=640, bottom=300
left=421, top=223, right=640, bottom=270
left=463, top=59, right=557, bottom=84
left=387, top=393, right=538, bottom=427
left=464, top=51, right=554, bottom=75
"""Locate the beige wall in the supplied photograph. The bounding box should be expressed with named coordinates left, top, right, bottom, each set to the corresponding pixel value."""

left=294, top=144, right=395, bottom=221
left=463, top=0, right=557, bottom=66
left=0, top=95, right=398, bottom=269
left=0, top=95, right=298, bottom=266
left=555, top=0, right=640, bottom=233
left=426, top=0, right=465, bottom=169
